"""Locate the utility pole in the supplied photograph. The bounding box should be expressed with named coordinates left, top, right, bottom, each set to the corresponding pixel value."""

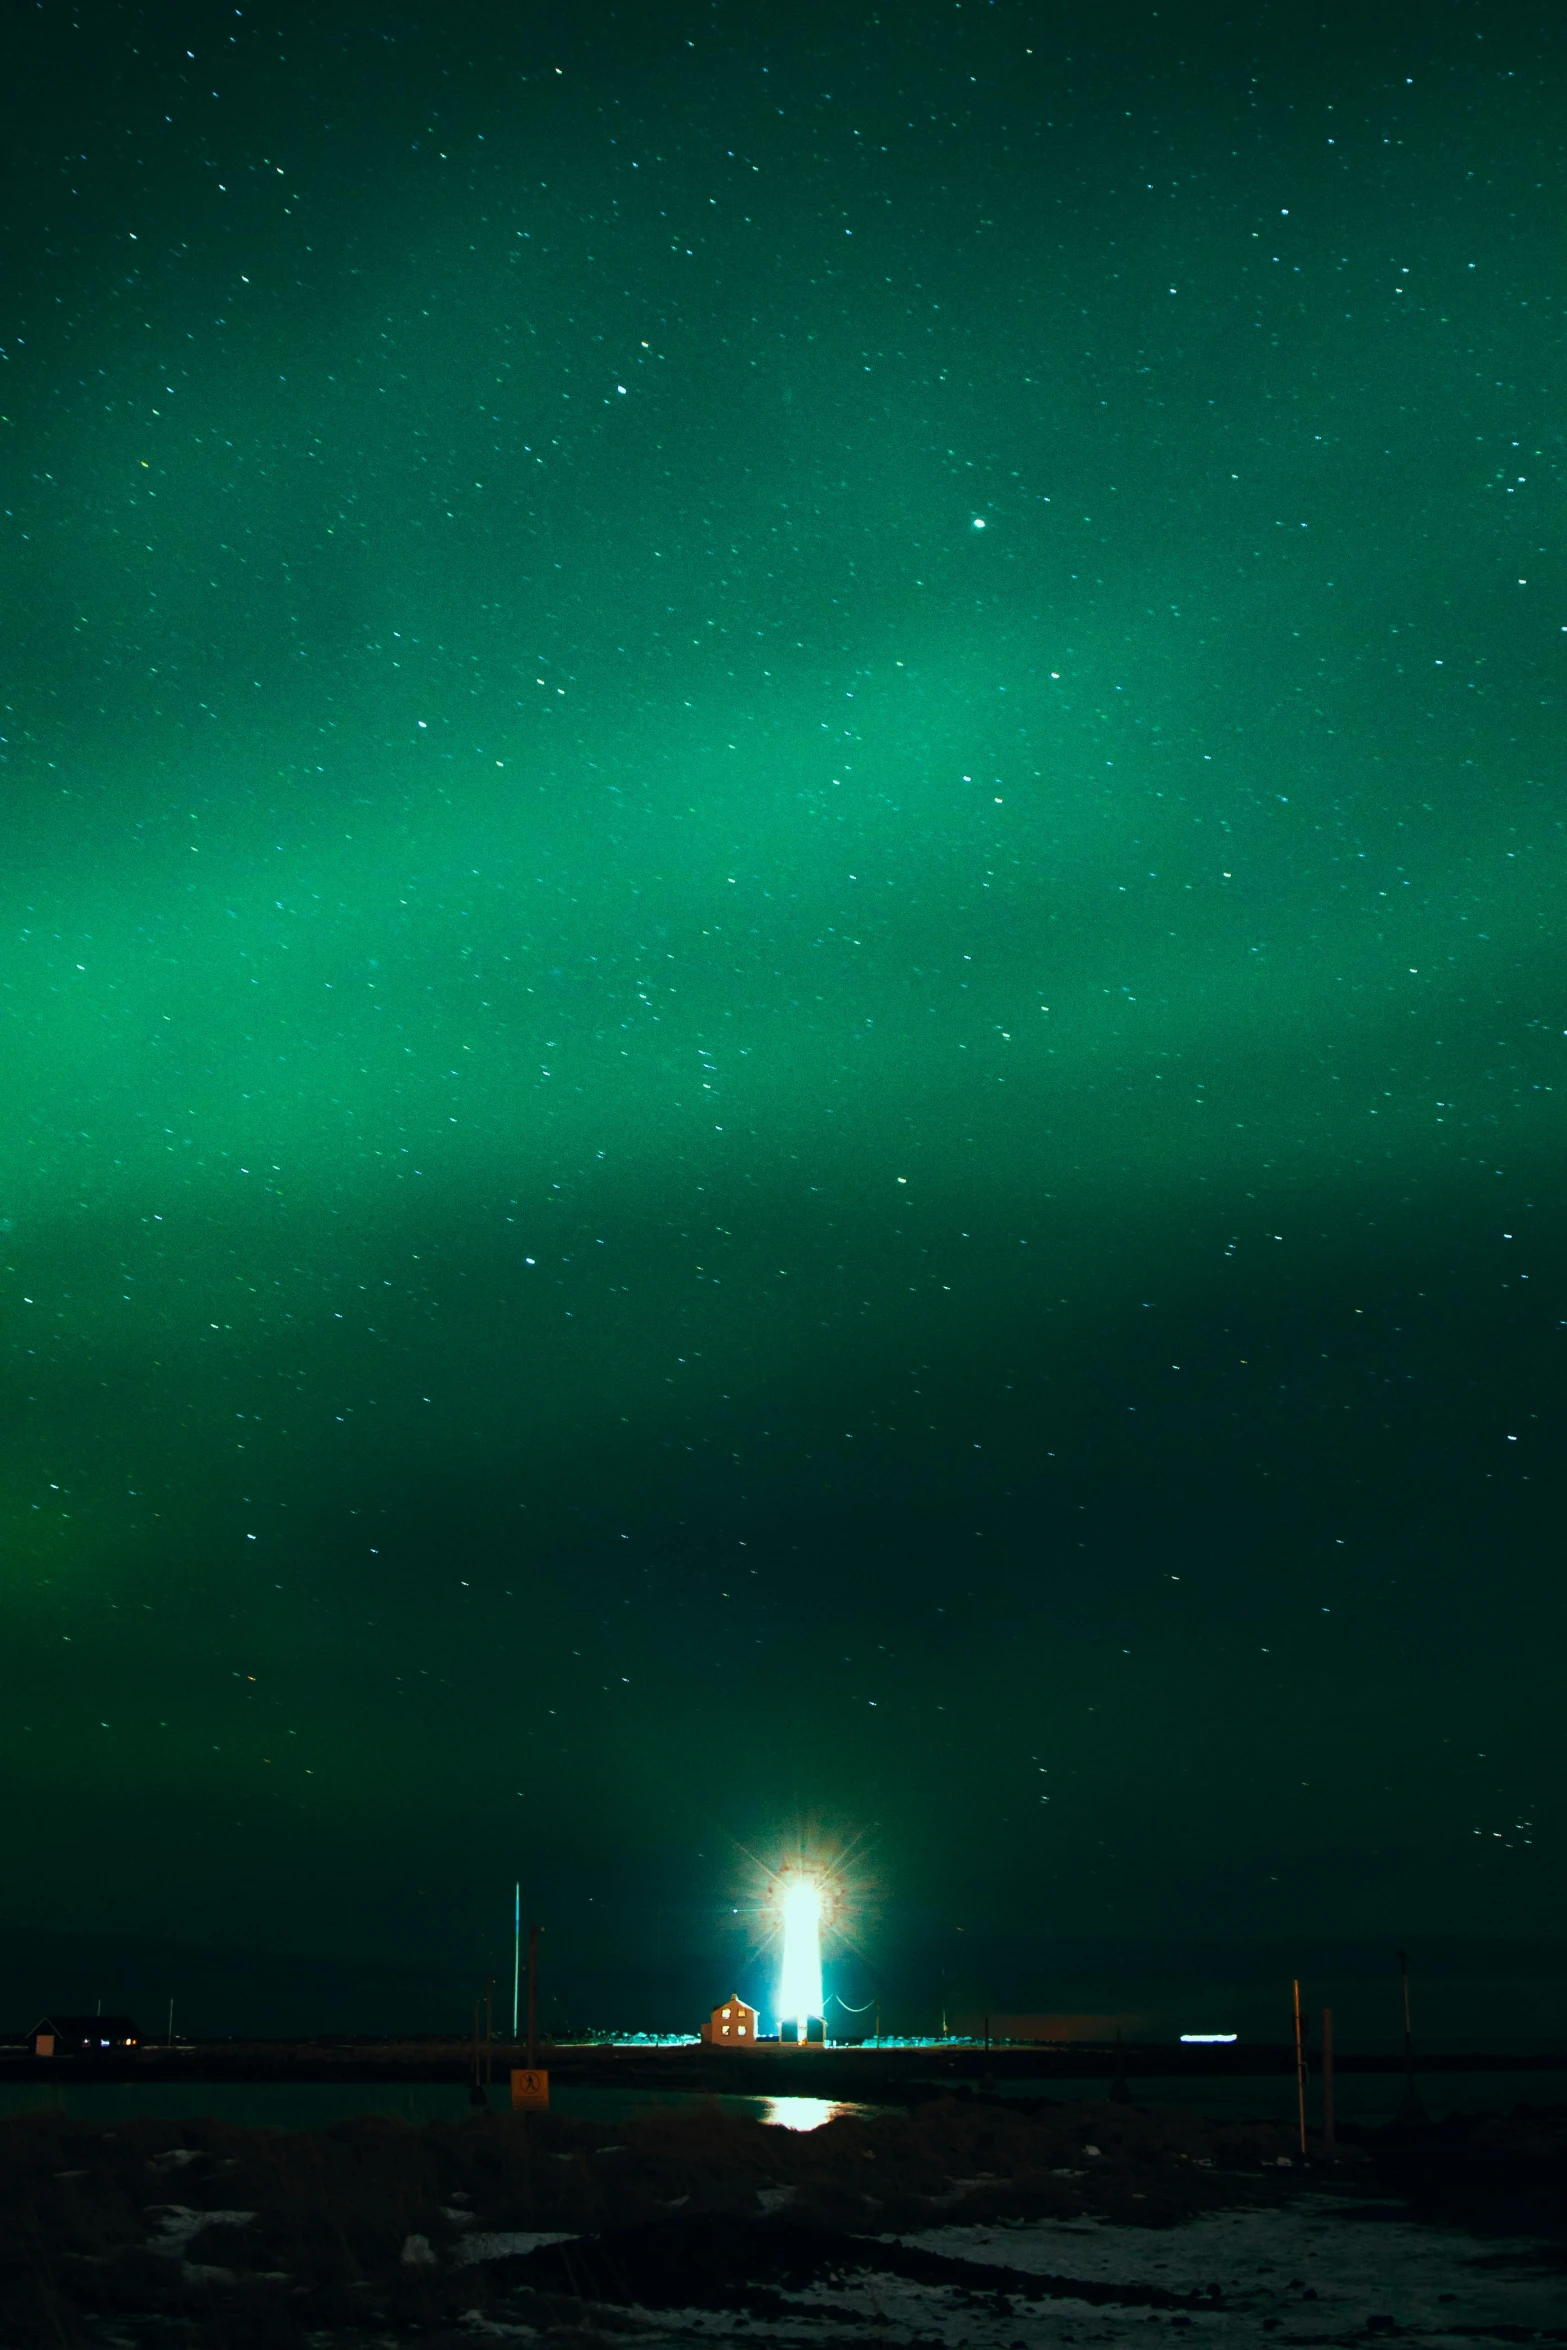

left=1292, top=1980, right=1307, bottom=2156
left=512, top=1882, right=521, bottom=2040
left=485, top=1979, right=494, bottom=2087
left=1320, top=2008, right=1335, bottom=2155
left=509, top=1923, right=550, bottom=2111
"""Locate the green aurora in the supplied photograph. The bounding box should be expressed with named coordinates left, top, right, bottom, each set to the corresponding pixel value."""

left=1, top=0, right=1563, bottom=2034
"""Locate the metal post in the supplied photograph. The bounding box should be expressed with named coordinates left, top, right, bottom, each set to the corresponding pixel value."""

left=512, top=1882, right=521, bottom=2040
left=1292, top=1979, right=1307, bottom=2156
left=167, top=1998, right=174, bottom=2048
left=485, top=1979, right=494, bottom=2087
left=1320, top=2008, right=1335, bottom=2155
left=527, top=1922, right=541, bottom=2070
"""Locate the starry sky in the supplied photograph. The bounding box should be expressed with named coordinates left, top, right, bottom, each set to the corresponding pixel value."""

left=3, top=0, right=1563, bottom=2040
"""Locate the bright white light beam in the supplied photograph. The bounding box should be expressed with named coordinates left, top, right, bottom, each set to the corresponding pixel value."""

left=778, top=1876, right=823, bottom=2036
left=1179, top=2033, right=1239, bottom=2044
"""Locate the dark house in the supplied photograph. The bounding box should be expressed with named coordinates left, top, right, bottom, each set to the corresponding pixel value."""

left=30, top=2015, right=140, bottom=2057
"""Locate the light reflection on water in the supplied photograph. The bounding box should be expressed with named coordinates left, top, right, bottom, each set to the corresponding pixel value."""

left=761, top=2096, right=866, bottom=2132
left=1, top=2071, right=1559, bottom=2133
left=0, top=2080, right=874, bottom=2132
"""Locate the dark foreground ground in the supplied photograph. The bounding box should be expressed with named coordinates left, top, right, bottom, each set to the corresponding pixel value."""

left=3, top=2091, right=1563, bottom=2348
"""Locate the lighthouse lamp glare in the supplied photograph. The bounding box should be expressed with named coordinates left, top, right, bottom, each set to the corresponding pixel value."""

left=777, top=1874, right=824, bottom=2040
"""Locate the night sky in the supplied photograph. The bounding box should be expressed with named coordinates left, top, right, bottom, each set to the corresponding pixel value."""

left=3, top=0, right=1563, bottom=2042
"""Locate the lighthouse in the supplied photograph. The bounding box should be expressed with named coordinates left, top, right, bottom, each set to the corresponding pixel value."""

left=777, top=1873, right=825, bottom=2044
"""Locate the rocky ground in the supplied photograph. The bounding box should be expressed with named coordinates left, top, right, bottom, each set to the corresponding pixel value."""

left=1, top=2091, right=1562, bottom=2347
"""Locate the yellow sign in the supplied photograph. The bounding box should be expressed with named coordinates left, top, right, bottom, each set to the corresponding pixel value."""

left=510, top=2068, right=549, bottom=2110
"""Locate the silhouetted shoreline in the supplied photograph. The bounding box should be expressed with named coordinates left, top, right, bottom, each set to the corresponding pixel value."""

left=3, top=2036, right=1564, bottom=2089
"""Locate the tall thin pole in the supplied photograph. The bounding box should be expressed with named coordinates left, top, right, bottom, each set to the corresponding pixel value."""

left=527, top=1922, right=541, bottom=2070
left=485, top=1979, right=494, bottom=2087
left=1320, top=2007, right=1335, bottom=2155
left=167, top=1998, right=174, bottom=2048
left=512, top=1882, right=521, bottom=2040
left=1292, top=1979, right=1307, bottom=2155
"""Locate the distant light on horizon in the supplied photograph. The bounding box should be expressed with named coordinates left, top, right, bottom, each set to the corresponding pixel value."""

left=1180, top=2032, right=1239, bottom=2044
